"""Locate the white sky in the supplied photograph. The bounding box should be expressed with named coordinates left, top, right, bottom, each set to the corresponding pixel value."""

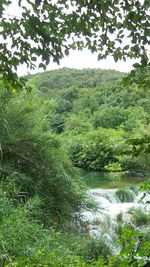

left=18, top=50, right=136, bottom=76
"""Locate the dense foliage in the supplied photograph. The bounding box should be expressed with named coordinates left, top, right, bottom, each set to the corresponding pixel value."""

left=29, top=68, right=150, bottom=174
left=0, top=0, right=150, bottom=265
left=0, top=88, right=87, bottom=227
left=33, top=68, right=125, bottom=92
left=0, top=68, right=150, bottom=266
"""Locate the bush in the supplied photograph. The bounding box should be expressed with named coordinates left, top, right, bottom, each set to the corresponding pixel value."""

left=5, top=255, right=108, bottom=267
left=65, top=114, right=92, bottom=135
left=120, top=156, right=146, bottom=173
left=81, top=238, right=112, bottom=262
left=0, top=191, right=111, bottom=267
left=104, top=163, right=122, bottom=172
left=93, top=106, right=126, bottom=129
left=0, top=190, right=61, bottom=266
left=129, top=208, right=150, bottom=226
left=0, top=91, right=86, bottom=226
left=69, top=129, right=115, bottom=171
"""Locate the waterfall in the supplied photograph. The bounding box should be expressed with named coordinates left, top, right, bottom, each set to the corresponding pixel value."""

left=82, top=187, right=149, bottom=254
left=88, top=188, right=137, bottom=203
left=86, top=188, right=138, bottom=216
left=88, top=188, right=121, bottom=203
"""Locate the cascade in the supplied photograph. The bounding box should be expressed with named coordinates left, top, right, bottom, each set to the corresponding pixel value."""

left=86, top=188, right=139, bottom=216
left=82, top=187, right=150, bottom=254
left=88, top=188, right=121, bottom=203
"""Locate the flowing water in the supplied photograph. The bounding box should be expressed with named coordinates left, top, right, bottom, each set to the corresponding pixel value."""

left=81, top=172, right=150, bottom=254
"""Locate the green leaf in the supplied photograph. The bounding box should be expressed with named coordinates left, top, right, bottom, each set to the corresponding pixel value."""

left=39, top=63, right=46, bottom=70
left=64, top=49, right=69, bottom=56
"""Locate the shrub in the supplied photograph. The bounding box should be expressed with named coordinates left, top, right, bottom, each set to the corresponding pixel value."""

left=0, top=190, right=60, bottom=266
left=93, top=106, right=126, bottom=129
left=104, top=163, right=122, bottom=172
left=120, top=156, right=146, bottom=173
left=69, top=129, right=115, bottom=171
left=5, top=255, right=108, bottom=267
left=0, top=189, right=92, bottom=267
left=80, top=238, right=112, bottom=262
left=129, top=208, right=150, bottom=226
left=0, top=91, right=86, bottom=226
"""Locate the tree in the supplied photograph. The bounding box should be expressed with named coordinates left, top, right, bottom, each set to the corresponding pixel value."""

left=0, top=0, right=150, bottom=89
left=93, top=106, right=127, bottom=129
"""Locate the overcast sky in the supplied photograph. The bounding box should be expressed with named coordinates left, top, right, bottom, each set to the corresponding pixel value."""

left=18, top=49, right=137, bottom=76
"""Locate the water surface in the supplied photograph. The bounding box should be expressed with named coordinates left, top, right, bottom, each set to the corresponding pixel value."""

left=83, top=171, right=143, bottom=189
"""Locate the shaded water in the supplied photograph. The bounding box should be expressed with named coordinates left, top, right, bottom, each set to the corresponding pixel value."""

left=83, top=171, right=142, bottom=189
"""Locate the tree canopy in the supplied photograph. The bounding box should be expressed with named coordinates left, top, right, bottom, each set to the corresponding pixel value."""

left=0, top=0, right=150, bottom=88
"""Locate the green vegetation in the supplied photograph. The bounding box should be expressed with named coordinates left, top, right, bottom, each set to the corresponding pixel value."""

left=129, top=208, right=150, bottom=227
left=0, top=68, right=150, bottom=266
left=69, top=129, right=115, bottom=171
left=35, top=68, right=124, bottom=92
left=0, top=90, right=87, bottom=227
left=1, top=1, right=149, bottom=89
left=0, top=0, right=150, bottom=265
left=27, top=68, right=150, bottom=175
left=116, top=189, right=135, bottom=203
left=80, top=238, right=113, bottom=262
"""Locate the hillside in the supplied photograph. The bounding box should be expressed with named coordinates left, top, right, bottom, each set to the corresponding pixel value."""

left=29, top=68, right=150, bottom=173
left=29, top=68, right=125, bottom=92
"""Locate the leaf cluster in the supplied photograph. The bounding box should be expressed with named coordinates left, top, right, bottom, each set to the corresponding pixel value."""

left=0, top=0, right=150, bottom=89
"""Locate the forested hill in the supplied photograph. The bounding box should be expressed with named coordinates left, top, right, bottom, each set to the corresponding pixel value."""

left=29, top=68, right=125, bottom=92
left=28, top=68, right=150, bottom=173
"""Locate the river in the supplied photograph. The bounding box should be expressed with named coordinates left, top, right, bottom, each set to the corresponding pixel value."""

left=83, top=171, right=143, bottom=189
